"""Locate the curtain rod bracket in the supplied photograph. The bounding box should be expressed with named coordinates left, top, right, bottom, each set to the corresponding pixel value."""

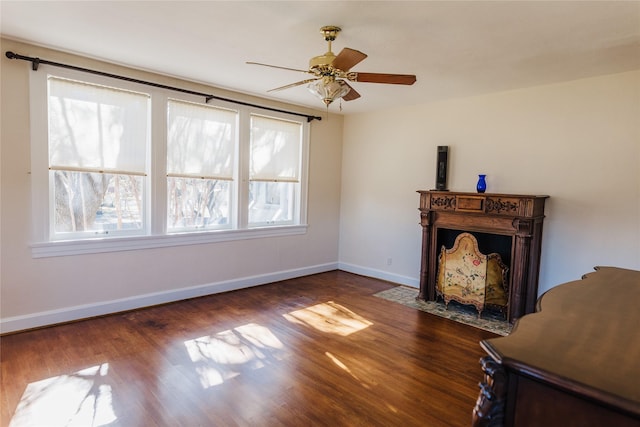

left=32, top=58, right=40, bottom=71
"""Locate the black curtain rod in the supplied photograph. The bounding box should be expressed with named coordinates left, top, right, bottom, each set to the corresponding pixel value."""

left=5, top=51, right=322, bottom=122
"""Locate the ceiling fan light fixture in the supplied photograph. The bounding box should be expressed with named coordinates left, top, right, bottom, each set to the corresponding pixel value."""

left=308, top=78, right=351, bottom=106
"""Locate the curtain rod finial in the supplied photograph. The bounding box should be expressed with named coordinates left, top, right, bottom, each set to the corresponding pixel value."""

left=5, top=51, right=39, bottom=70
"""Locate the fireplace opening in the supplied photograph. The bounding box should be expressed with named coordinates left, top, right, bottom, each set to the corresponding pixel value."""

left=436, top=229, right=513, bottom=317
left=437, top=229, right=512, bottom=267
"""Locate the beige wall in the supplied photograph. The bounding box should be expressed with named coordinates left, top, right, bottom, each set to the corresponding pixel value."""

left=0, top=39, right=343, bottom=332
left=339, top=70, right=640, bottom=295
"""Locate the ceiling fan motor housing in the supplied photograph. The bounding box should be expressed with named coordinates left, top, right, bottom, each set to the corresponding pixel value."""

left=310, top=25, right=341, bottom=70
left=309, top=53, right=336, bottom=70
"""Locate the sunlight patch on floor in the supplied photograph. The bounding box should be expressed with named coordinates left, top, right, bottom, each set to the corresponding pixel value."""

left=9, top=363, right=116, bottom=427
left=283, top=301, right=373, bottom=336
left=183, top=322, right=286, bottom=389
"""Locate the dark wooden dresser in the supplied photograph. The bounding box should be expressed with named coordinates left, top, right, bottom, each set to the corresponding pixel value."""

left=473, top=267, right=640, bottom=426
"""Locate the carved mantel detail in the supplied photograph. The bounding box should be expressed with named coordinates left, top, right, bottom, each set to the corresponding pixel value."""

left=486, top=198, right=519, bottom=215
left=431, top=195, right=456, bottom=210
left=512, top=218, right=534, bottom=236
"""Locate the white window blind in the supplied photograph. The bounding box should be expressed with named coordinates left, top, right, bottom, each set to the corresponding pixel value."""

left=48, top=77, right=149, bottom=175
left=167, top=99, right=237, bottom=180
left=250, top=115, right=301, bottom=183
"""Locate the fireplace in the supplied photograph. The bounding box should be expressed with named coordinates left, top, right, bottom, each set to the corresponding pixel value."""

left=417, top=191, right=548, bottom=322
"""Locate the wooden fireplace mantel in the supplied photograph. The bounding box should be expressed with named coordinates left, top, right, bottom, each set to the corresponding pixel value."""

left=417, top=190, right=548, bottom=322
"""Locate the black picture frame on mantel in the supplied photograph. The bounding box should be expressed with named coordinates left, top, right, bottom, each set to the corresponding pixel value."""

left=434, top=145, right=449, bottom=191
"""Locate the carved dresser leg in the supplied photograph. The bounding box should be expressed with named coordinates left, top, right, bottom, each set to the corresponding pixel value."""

left=472, top=356, right=508, bottom=427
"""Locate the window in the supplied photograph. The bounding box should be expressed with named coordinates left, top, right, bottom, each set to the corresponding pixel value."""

left=167, top=99, right=237, bottom=232
left=48, top=77, right=150, bottom=239
left=249, top=115, right=302, bottom=226
left=30, top=69, right=309, bottom=257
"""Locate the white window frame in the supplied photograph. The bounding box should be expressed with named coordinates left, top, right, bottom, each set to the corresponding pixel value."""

left=45, top=76, right=152, bottom=240
left=248, top=114, right=304, bottom=228
left=29, top=67, right=309, bottom=258
left=165, top=98, right=238, bottom=233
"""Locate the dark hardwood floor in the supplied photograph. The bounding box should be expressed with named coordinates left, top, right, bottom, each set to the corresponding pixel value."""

left=0, top=271, right=497, bottom=427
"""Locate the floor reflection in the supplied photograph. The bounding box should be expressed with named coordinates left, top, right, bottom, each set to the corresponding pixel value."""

left=283, top=301, right=373, bottom=336
left=183, top=322, right=286, bottom=389
left=10, top=363, right=116, bottom=427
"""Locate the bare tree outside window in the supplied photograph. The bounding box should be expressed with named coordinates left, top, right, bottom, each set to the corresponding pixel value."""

left=167, top=177, right=229, bottom=229
left=249, top=116, right=301, bottom=226
left=48, top=77, right=148, bottom=236
left=166, top=100, right=235, bottom=232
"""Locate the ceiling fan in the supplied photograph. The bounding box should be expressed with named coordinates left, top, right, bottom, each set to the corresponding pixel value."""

left=247, top=25, right=417, bottom=109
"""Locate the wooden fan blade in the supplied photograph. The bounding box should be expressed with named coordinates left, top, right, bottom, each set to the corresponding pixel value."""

left=246, top=61, right=310, bottom=74
left=353, top=72, right=417, bottom=85
left=267, top=79, right=318, bottom=92
left=342, top=82, right=361, bottom=101
left=331, top=48, right=368, bottom=72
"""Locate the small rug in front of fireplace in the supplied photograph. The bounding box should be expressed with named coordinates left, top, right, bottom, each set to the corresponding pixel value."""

left=373, top=286, right=512, bottom=336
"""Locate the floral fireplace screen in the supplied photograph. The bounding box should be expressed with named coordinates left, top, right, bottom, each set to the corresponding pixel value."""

left=436, top=232, right=509, bottom=318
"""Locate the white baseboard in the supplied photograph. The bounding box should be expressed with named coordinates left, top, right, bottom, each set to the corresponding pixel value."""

left=338, top=262, right=419, bottom=288
left=0, top=262, right=339, bottom=334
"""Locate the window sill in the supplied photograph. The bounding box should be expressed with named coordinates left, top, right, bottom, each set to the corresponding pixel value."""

left=31, top=225, right=308, bottom=258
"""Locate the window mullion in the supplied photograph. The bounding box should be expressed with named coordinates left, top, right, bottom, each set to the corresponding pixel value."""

left=151, top=93, right=168, bottom=235
left=236, top=108, right=250, bottom=229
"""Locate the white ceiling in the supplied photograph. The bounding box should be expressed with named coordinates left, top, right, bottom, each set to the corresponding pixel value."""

left=2, top=1, right=639, bottom=114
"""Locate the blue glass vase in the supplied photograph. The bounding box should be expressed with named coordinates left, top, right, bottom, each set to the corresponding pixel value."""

left=476, top=174, right=487, bottom=193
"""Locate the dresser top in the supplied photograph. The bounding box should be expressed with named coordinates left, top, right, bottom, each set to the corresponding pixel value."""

left=481, top=267, right=640, bottom=417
